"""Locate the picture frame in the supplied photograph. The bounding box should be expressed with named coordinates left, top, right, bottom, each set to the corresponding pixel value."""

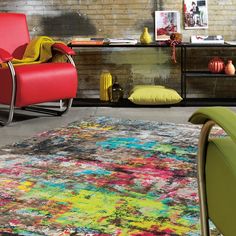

left=155, top=11, right=180, bottom=41
left=184, top=0, right=208, bottom=29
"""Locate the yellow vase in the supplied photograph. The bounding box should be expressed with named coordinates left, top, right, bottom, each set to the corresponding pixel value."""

left=100, top=71, right=113, bottom=101
left=140, top=27, right=152, bottom=44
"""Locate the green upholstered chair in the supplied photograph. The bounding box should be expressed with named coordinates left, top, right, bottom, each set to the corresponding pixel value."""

left=189, top=107, right=236, bottom=236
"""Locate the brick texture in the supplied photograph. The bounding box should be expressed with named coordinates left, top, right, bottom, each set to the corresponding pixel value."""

left=1, top=0, right=236, bottom=99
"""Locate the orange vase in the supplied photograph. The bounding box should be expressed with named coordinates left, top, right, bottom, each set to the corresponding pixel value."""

left=225, top=60, right=235, bottom=75
left=208, top=57, right=225, bottom=73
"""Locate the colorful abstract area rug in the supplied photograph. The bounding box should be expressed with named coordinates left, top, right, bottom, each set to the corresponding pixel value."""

left=0, top=117, right=222, bottom=236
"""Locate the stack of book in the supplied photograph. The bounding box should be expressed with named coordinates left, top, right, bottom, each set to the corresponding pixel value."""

left=70, top=38, right=138, bottom=45
left=70, top=38, right=104, bottom=45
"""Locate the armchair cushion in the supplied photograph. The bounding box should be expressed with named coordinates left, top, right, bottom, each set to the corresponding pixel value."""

left=206, top=138, right=236, bottom=235
left=0, top=63, right=78, bottom=107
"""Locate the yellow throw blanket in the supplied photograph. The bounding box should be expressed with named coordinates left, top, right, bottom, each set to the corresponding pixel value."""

left=2, top=36, right=66, bottom=67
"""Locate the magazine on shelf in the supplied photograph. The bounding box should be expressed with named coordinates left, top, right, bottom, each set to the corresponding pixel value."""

left=225, top=41, right=236, bottom=45
left=190, top=35, right=224, bottom=44
left=106, top=38, right=138, bottom=45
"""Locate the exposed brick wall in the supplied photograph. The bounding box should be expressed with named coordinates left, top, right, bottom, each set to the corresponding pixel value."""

left=1, top=0, right=236, bottom=99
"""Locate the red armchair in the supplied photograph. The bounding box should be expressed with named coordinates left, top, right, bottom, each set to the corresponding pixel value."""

left=0, top=13, right=78, bottom=126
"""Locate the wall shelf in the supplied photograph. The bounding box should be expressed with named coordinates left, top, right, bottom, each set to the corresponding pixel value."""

left=184, top=72, right=236, bottom=77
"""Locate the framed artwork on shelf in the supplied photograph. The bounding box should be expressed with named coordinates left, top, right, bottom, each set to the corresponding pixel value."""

left=184, top=0, right=208, bottom=29
left=155, top=10, right=180, bottom=41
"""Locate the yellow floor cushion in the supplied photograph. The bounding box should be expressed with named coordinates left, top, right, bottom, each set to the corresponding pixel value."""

left=128, top=85, right=182, bottom=105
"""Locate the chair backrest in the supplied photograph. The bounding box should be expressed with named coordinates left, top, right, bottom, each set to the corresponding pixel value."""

left=0, top=13, right=30, bottom=59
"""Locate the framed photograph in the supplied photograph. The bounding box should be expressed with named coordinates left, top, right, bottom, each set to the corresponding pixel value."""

left=155, top=11, right=180, bottom=41
left=184, top=0, right=208, bottom=29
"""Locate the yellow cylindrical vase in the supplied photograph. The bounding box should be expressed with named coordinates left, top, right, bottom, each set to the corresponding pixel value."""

left=100, top=71, right=113, bottom=101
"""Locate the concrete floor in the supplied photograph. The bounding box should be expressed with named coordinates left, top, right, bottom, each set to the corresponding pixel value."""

left=0, top=105, right=235, bottom=147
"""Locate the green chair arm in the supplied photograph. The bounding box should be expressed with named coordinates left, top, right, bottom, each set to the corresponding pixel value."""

left=189, top=107, right=236, bottom=143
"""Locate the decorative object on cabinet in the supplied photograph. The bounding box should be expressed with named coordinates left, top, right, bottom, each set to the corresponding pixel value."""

left=100, top=71, right=113, bottom=101
left=208, top=57, right=225, bottom=73
left=128, top=85, right=182, bottom=105
left=140, top=27, right=152, bottom=44
left=168, top=33, right=182, bottom=63
left=109, top=79, right=124, bottom=103
left=155, top=11, right=180, bottom=41
left=225, top=60, right=235, bottom=75
left=184, top=0, right=208, bottom=29
left=170, top=32, right=182, bottom=42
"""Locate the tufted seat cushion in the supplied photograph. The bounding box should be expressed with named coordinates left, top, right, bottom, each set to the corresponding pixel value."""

left=0, top=62, right=78, bottom=107
left=206, top=137, right=236, bottom=235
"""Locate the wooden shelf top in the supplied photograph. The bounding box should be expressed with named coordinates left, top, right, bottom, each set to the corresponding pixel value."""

left=68, top=42, right=236, bottom=48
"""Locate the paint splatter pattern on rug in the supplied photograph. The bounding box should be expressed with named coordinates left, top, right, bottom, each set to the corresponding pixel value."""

left=0, top=117, right=224, bottom=235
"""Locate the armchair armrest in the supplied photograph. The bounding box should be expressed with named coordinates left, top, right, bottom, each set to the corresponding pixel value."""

left=189, top=107, right=236, bottom=143
left=0, top=48, right=13, bottom=63
left=52, top=43, right=76, bottom=56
